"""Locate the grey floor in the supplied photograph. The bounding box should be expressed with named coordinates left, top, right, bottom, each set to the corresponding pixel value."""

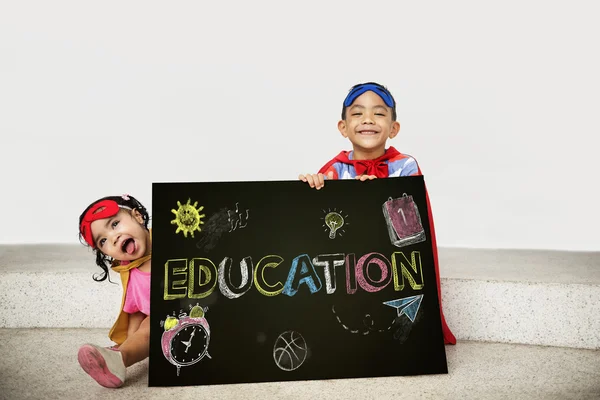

left=1, top=328, right=599, bottom=400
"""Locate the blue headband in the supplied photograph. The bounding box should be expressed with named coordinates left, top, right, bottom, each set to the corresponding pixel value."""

left=343, top=84, right=395, bottom=108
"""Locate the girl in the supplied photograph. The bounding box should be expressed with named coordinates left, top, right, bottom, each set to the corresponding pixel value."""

left=77, top=194, right=152, bottom=388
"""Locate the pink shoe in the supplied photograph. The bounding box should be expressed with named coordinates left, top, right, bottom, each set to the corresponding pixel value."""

left=78, top=343, right=126, bottom=388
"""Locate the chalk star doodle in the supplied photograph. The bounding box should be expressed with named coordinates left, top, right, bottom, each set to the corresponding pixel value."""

left=171, top=199, right=205, bottom=238
left=321, top=208, right=349, bottom=239
left=228, top=202, right=249, bottom=232
left=332, top=295, right=423, bottom=341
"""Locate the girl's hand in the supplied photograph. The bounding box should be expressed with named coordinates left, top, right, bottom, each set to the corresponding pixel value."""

left=299, top=171, right=333, bottom=190
left=356, top=175, right=377, bottom=181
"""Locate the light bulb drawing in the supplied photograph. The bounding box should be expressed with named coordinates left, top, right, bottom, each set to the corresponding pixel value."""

left=321, top=208, right=349, bottom=239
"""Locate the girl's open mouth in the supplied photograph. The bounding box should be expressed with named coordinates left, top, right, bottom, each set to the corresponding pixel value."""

left=122, top=238, right=136, bottom=255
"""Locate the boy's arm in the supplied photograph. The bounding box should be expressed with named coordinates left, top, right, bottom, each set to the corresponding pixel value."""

left=407, top=158, right=421, bottom=176
left=389, top=155, right=420, bottom=177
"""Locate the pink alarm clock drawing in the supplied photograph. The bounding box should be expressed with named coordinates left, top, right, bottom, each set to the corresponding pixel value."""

left=161, top=305, right=212, bottom=376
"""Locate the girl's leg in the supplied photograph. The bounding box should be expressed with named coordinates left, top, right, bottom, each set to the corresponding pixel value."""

left=118, top=315, right=150, bottom=367
left=78, top=315, right=150, bottom=388
left=78, top=345, right=127, bottom=388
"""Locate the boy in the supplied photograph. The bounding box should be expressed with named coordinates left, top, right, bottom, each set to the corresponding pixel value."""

left=299, top=82, right=456, bottom=345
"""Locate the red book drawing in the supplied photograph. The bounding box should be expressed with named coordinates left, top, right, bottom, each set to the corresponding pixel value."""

left=382, top=194, right=426, bottom=248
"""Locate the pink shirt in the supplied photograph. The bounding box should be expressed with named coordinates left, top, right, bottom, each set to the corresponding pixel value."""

left=123, top=267, right=150, bottom=316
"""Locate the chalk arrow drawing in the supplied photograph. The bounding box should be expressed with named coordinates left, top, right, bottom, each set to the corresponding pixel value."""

left=383, top=294, right=424, bottom=323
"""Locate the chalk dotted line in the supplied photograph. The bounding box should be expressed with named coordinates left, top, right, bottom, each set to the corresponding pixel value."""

left=331, top=305, right=399, bottom=335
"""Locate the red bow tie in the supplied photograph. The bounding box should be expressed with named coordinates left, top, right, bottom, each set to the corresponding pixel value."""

left=352, top=159, right=389, bottom=178
left=328, top=147, right=401, bottom=179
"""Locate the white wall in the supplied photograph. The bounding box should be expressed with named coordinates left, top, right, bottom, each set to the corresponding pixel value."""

left=1, top=1, right=599, bottom=250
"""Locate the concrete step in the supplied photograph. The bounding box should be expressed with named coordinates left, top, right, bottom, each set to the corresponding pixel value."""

left=0, top=328, right=598, bottom=400
left=1, top=245, right=599, bottom=349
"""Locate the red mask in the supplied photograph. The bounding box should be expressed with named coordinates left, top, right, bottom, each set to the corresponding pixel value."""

left=80, top=200, right=122, bottom=248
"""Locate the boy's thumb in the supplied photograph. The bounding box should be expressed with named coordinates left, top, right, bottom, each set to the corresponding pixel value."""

left=327, top=171, right=334, bottom=180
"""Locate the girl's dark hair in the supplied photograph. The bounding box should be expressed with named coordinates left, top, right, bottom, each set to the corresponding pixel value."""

left=78, top=195, right=150, bottom=283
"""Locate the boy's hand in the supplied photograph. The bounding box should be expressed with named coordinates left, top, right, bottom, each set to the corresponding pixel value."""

left=356, top=175, right=377, bottom=181
left=299, top=171, right=334, bottom=190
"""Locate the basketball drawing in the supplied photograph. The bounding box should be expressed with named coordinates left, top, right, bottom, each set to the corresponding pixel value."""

left=273, top=330, right=308, bottom=371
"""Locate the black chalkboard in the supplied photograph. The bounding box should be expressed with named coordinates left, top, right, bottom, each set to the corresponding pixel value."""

left=149, top=176, right=448, bottom=386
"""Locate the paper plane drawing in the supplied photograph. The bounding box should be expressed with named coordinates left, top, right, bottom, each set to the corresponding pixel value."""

left=383, top=295, right=424, bottom=322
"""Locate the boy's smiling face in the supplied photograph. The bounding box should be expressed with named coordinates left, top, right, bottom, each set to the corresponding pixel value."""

left=338, top=90, right=400, bottom=160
